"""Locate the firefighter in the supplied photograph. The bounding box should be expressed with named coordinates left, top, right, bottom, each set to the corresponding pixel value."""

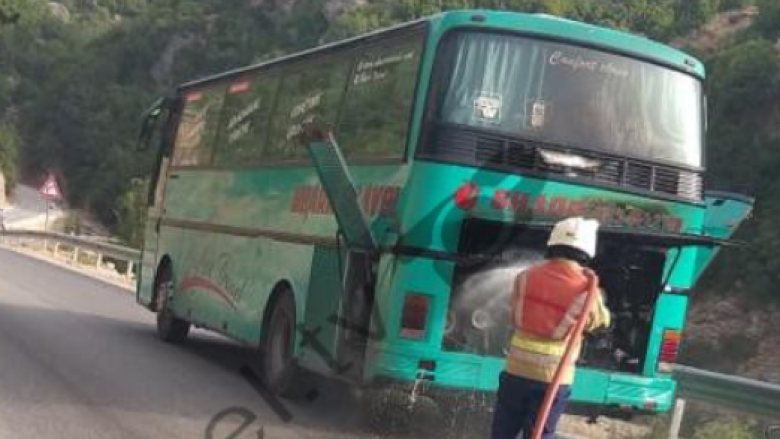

left=490, top=217, right=611, bottom=439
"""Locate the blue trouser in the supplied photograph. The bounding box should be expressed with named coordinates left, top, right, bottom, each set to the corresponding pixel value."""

left=490, top=372, right=571, bottom=439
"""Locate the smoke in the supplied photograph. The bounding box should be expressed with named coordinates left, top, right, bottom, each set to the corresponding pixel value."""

left=441, top=251, right=546, bottom=360
left=453, top=254, right=543, bottom=320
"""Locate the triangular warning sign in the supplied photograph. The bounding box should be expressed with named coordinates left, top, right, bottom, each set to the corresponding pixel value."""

left=39, top=175, right=62, bottom=200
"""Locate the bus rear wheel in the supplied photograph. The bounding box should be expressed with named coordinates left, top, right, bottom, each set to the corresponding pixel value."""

left=155, top=265, right=190, bottom=343
left=259, top=290, right=313, bottom=399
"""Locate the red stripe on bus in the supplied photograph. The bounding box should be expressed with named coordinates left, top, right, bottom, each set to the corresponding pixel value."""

left=180, top=276, right=238, bottom=309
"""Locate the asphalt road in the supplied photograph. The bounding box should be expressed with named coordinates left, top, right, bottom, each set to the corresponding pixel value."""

left=2, top=185, right=64, bottom=227
left=0, top=248, right=370, bottom=439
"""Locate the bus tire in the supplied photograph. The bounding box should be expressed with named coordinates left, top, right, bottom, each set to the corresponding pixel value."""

left=155, top=264, right=190, bottom=343
left=259, top=289, right=313, bottom=399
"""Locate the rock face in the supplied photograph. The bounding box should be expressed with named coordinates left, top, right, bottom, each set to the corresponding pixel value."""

left=738, top=315, right=780, bottom=383
left=48, top=2, right=71, bottom=23
left=670, top=6, right=759, bottom=55
left=323, top=0, right=366, bottom=22
left=684, top=294, right=780, bottom=383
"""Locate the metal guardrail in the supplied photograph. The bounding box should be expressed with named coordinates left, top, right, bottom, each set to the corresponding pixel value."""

left=674, top=364, right=780, bottom=419
left=0, top=229, right=140, bottom=280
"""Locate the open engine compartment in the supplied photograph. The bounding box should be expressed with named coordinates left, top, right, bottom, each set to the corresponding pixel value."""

left=443, top=219, right=672, bottom=374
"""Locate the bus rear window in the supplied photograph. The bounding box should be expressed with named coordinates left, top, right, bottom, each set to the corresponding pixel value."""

left=432, top=31, right=703, bottom=168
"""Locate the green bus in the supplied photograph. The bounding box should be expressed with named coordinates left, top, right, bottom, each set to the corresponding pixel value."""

left=136, top=10, right=753, bottom=421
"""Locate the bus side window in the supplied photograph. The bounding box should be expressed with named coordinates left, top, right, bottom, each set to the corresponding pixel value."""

left=264, top=56, right=353, bottom=160
left=171, top=85, right=227, bottom=167
left=212, top=73, right=281, bottom=166
left=338, top=32, right=424, bottom=161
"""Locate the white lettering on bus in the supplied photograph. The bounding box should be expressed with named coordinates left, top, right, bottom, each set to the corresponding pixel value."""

left=549, top=50, right=630, bottom=78
left=599, top=62, right=629, bottom=78
left=286, top=115, right=316, bottom=142
left=290, top=92, right=323, bottom=120
left=353, top=50, right=415, bottom=86
left=228, top=123, right=251, bottom=144
left=228, top=98, right=261, bottom=131
left=549, top=51, right=598, bottom=72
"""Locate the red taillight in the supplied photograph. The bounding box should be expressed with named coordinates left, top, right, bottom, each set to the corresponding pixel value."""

left=454, top=183, right=479, bottom=210
left=400, top=294, right=430, bottom=340
left=658, top=329, right=682, bottom=372
left=418, top=360, right=436, bottom=372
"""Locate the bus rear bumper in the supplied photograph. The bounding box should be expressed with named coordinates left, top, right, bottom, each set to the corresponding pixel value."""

left=365, top=345, right=676, bottom=416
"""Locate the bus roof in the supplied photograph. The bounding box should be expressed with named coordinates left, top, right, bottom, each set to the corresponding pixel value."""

left=179, top=9, right=704, bottom=92
left=431, top=10, right=705, bottom=78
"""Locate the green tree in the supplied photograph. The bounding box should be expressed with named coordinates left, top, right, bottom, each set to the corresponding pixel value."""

left=709, top=39, right=779, bottom=120
left=692, top=419, right=760, bottom=439
left=0, top=123, right=20, bottom=196
left=754, top=0, right=780, bottom=39
left=114, top=177, right=148, bottom=247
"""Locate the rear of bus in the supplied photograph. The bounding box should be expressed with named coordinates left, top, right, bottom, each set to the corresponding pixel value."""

left=364, top=11, right=752, bottom=417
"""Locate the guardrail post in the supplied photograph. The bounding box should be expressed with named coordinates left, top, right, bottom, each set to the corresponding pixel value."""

left=71, top=246, right=79, bottom=264
left=668, top=398, right=686, bottom=439
left=125, top=261, right=134, bottom=281
left=53, top=242, right=60, bottom=257
left=96, top=252, right=103, bottom=269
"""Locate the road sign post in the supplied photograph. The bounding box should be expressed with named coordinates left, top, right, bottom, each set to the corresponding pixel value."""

left=39, top=174, right=62, bottom=232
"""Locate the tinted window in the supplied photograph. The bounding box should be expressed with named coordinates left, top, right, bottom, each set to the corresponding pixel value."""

left=265, top=57, right=352, bottom=159
left=213, top=74, right=280, bottom=165
left=338, top=33, right=424, bottom=160
left=172, top=85, right=226, bottom=167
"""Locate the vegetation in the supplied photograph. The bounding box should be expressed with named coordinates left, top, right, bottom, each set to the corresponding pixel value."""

left=1, top=0, right=776, bottom=434
left=697, top=0, right=780, bottom=304
left=0, top=0, right=778, bottom=306
left=691, top=418, right=761, bottom=439
left=0, top=123, right=20, bottom=195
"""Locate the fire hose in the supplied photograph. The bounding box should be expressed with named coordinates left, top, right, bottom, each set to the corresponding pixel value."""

left=530, top=269, right=601, bottom=439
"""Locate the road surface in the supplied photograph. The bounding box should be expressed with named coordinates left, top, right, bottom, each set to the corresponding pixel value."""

left=3, top=185, right=64, bottom=229
left=0, top=247, right=590, bottom=439
left=0, top=248, right=370, bottom=439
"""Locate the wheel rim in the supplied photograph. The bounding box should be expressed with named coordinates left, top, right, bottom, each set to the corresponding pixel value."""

left=268, top=308, right=292, bottom=381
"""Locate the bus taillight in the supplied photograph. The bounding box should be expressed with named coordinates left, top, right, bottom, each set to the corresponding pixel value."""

left=400, top=294, right=430, bottom=340
left=658, top=329, right=682, bottom=373
left=454, top=183, right=479, bottom=210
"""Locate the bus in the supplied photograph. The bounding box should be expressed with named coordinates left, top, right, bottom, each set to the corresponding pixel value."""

left=136, top=10, right=754, bottom=423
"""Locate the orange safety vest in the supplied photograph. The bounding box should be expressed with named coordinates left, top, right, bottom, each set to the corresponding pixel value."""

left=512, top=260, right=590, bottom=341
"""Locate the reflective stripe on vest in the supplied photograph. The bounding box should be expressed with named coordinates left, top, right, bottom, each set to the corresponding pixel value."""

left=506, top=345, right=563, bottom=368
left=551, top=293, right=587, bottom=339
left=513, top=261, right=588, bottom=340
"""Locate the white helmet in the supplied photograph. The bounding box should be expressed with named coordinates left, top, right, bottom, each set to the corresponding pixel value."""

left=547, top=217, right=600, bottom=258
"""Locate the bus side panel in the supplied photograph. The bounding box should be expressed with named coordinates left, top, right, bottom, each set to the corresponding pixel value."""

left=158, top=224, right=315, bottom=347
